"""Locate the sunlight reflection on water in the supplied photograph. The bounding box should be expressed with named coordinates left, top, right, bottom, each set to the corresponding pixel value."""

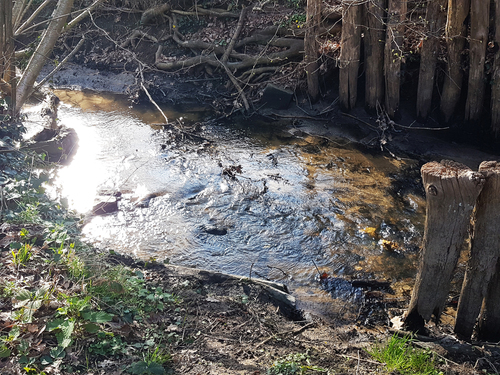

left=44, top=89, right=426, bottom=319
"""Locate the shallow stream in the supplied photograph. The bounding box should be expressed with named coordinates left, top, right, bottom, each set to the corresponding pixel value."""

left=26, top=90, right=426, bottom=319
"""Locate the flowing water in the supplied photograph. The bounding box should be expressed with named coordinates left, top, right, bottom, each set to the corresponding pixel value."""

left=26, top=90, right=426, bottom=319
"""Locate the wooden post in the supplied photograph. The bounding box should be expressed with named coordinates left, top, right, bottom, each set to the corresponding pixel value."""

left=477, top=260, right=500, bottom=341
left=455, top=162, right=500, bottom=340
left=403, top=161, right=485, bottom=333
left=364, top=0, right=386, bottom=113
left=305, top=0, right=322, bottom=102
left=464, top=0, right=489, bottom=122
left=415, top=0, right=447, bottom=120
left=440, top=0, right=470, bottom=123
left=384, top=0, right=406, bottom=118
left=491, top=0, right=500, bottom=139
left=339, top=0, right=362, bottom=111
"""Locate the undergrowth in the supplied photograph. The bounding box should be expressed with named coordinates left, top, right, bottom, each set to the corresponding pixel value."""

left=0, top=119, right=178, bottom=374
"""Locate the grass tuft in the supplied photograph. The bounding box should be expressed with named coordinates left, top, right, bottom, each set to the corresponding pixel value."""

left=368, top=334, right=443, bottom=375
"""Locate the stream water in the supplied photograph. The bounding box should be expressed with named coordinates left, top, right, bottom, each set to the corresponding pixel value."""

left=26, top=90, right=426, bottom=319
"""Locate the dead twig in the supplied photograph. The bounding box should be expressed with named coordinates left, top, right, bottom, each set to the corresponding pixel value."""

left=255, top=322, right=316, bottom=348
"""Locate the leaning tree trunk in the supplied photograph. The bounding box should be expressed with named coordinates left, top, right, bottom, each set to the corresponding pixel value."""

left=455, top=162, right=500, bottom=340
left=415, top=0, right=447, bottom=120
left=364, top=0, right=386, bottom=113
left=491, top=0, right=500, bottom=139
left=403, top=161, right=485, bottom=333
left=384, top=0, right=406, bottom=118
left=15, top=0, right=74, bottom=113
left=305, top=0, right=322, bottom=102
left=440, top=0, right=470, bottom=123
left=339, top=0, right=363, bottom=111
left=464, top=0, right=489, bottom=122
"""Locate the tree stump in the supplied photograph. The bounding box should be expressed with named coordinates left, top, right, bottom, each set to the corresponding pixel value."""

left=403, top=161, right=485, bottom=333
left=384, top=0, right=406, bottom=118
left=477, top=260, right=500, bottom=341
left=339, top=0, right=363, bottom=111
left=455, top=162, right=500, bottom=340
left=440, top=0, right=470, bottom=123
left=415, top=0, right=447, bottom=121
left=364, top=0, right=386, bottom=113
left=464, top=0, right=489, bottom=122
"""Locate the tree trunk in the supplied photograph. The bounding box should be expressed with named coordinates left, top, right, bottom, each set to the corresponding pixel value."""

left=305, top=0, right=322, bottom=102
left=339, top=0, right=363, bottom=111
left=364, top=0, right=386, bottom=113
left=477, top=259, right=500, bottom=341
left=440, top=0, right=470, bottom=123
left=384, top=0, right=406, bottom=118
left=455, top=162, right=500, bottom=340
left=403, top=161, right=485, bottom=333
left=415, top=0, right=447, bottom=120
left=15, top=0, right=75, bottom=113
left=491, top=0, right=500, bottom=139
left=464, top=0, right=489, bottom=122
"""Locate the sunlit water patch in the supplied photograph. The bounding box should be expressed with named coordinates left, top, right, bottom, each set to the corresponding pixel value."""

left=42, top=90, right=426, bottom=319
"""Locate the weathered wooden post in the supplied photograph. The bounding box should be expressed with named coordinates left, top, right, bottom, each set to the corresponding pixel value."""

left=339, top=0, right=363, bottom=111
left=305, top=0, right=322, bottom=102
left=364, top=0, right=386, bottom=113
left=384, top=0, right=406, bottom=118
left=491, top=0, right=500, bottom=139
left=403, top=161, right=485, bottom=332
left=415, top=0, right=447, bottom=120
left=464, top=0, right=489, bottom=122
left=440, top=0, right=470, bottom=123
left=455, top=162, right=500, bottom=340
left=477, top=261, right=500, bottom=341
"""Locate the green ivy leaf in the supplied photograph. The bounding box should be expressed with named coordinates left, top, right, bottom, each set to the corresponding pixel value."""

left=0, top=345, right=11, bottom=358
left=128, top=361, right=166, bottom=375
left=55, top=320, right=74, bottom=348
left=83, top=323, right=100, bottom=333
left=81, top=311, right=113, bottom=323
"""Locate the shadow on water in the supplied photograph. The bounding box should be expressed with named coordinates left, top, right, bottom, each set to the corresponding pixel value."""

left=27, top=90, right=426, bottom=321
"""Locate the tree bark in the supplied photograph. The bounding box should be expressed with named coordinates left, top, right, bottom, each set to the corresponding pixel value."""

left=440, top=0, right=470, bottom=123
left=491, top=0, right=500, bottom=139
left=305, top=0, right=322, bottom=102
left=384, top=0, right=406, bottom=118
left=15, top=0, right=75, bottom=113
left=455, top=162, right=500, bottom=340
left=403, top=161, right=485, bottom=333
left=464, top=0, right=489, bottom=122
left=415, top=0, right=447, bottom=120
left=339, top=0, right=363, bottom=111
left=364, top=0, right=386, bottom=113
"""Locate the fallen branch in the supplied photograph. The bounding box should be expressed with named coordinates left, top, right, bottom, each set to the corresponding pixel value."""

left=141, top=3, right=171, bottom=25
left=255, top=322, right=316, bottom=348
left=221, top=5, right=250, bottom=65
left=171, top=7, right=239, bottom=18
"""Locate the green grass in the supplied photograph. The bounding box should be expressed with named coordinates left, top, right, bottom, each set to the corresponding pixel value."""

left=368, top=334, right=443, bottom=375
